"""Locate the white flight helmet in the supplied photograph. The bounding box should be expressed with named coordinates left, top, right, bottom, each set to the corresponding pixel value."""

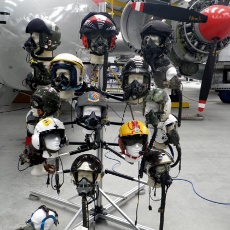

left=49, top=53, right=85, bottom=99
left=32, top=117, right=66, bottom=158
left=26, top=205, right=59, bottom=230
left=151, top=114, right=178, bottom=150
left=143, top=149, right=173, bottom=188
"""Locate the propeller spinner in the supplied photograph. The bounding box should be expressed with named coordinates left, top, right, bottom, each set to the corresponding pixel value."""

left=131, top=1, right=230, bottom=112
left=197, top=5, right=230, bottom=112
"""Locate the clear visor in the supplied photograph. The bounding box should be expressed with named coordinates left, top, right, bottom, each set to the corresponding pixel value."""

left=144, top=35, right=162, bottom=46
left=128, top=74, right=144, bottom=84
left=56, top=69, right=71, bottom=78
left=78, top=170, right=94, bottom=183
left=83, top=106, right=101, bottom=117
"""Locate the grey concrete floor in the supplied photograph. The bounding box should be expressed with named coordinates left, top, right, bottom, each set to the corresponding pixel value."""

left=0, top=81, right=230, bottom=230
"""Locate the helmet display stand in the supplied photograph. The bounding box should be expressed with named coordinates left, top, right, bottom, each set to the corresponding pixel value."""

left=29, top=127, right=154, bottom=230
left=28, top=3, right=153, bottom=228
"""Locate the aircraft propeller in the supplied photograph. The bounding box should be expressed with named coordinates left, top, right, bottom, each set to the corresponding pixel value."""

left=131, top=0, right=230, bottom=112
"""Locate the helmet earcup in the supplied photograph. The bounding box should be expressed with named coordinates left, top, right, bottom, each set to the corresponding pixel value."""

left=31, top=132, right=41, bottom=150
left=75, top=106, right=83, bottom=120
left=118, top=137, right=126, bottom=154
left=109, top=36, right=116, bottom=50
left=82, top=34, right=89, bottom=49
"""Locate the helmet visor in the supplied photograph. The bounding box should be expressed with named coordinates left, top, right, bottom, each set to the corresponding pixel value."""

left=78, top=170, right=93, bottom=183
left=143, top=35, right=164, bottom=47
left=72, top=155, right=102, bottom=173
left=122, top=135, right=147, bottom=146
left=123, top=74, right=150, bottom=89
left=31, top=97, right=43, bottom=109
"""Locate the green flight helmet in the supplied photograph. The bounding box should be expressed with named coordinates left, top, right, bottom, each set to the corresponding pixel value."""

left=31, top=87, right=61, bottom=118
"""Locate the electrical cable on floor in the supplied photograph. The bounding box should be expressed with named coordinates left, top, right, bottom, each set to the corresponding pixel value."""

left=104, top=151, right=121, bottom=172
left=174, top=178, right=230, bottom=206
left=182, top=94, right=199, bottom=103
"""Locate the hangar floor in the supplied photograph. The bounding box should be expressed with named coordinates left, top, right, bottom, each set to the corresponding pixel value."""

left=0, top=80, right=230, bottom=230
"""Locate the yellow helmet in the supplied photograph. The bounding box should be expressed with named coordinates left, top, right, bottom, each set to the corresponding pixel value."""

left=118, top=120, right=149, bottom=161
left=119, top=120, right=149, bottom=137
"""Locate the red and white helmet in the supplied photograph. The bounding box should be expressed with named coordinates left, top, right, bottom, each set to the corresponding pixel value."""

left=80, top=12, right=118, bottom=55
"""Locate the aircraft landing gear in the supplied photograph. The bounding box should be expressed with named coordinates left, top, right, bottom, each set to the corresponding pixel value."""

left=218, top=90, right=230, bottom=103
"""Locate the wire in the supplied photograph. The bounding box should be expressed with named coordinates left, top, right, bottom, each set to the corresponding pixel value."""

left=104, top=151, right=121, bottom=172
left=51, top=157, right=64, bottom=191
left=17, top=158, right=31, bottom=171
left=107, top=104, right=123, bottom=119
left=104, top=136, right=121, bottom=172
left=121, top=103, right=128, bottom=123
left=174, top=178, right=230, bottom=206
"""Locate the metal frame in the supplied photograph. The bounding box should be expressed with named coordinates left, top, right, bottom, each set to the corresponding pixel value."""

left=29, top=129, right=154, bottom=230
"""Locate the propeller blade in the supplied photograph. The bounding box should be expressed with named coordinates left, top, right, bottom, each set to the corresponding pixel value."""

left=131, top=2, right=208, bottom=23
left=218, top=0, right=230, bottom=6
left=198, top=38, right=218, bottom=112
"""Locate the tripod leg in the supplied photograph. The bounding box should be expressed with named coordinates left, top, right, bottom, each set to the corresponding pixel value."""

left=64, top=208, right=82, bottom=230
left=99, top=188, right=140, bottom=230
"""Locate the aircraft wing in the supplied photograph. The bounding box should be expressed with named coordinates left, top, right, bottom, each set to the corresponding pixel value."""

left=0, top=0, right=98, bottom=90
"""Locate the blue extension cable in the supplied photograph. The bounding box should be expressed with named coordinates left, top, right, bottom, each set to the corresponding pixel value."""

left=173, top=178, right=230, bottom=206
left=104, top=140, right=230, bottom=206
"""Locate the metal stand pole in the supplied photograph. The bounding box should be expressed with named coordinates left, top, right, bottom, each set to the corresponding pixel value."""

left=95, top=129, right=103, bottom=210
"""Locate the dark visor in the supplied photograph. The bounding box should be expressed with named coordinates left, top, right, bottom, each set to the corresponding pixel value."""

left=122, top=135, right=146, bottom=146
